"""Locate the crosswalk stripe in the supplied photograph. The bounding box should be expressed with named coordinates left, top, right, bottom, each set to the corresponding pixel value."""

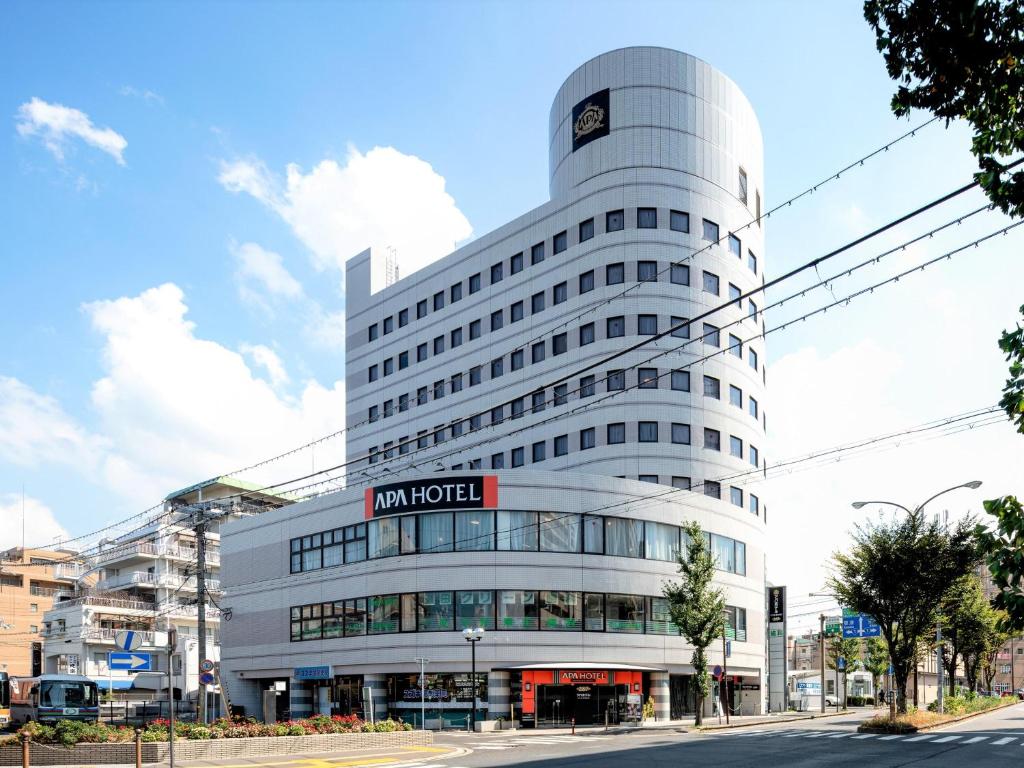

left=802, top=732, right=830, bottom=738
left=903, top=735, right=936, bottom=742
left=851, top=734, right=876, bottom=739
left=962, top=736, right=988, bottom=744
left=993, top=737, right=1015, bottom=745
left=878, top=735, right=904, bottom=741
left=931, top=735, right=962, bottom=743
left=782, top=732, right=806, bottom=738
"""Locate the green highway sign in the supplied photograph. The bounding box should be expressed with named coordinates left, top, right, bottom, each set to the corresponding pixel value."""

left=825, top=617, right=842, bottom=637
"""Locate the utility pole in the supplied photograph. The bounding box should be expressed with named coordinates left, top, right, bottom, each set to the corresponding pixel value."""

left=722, top=627, right=730, bottom=725
left=195, top=495, right=208, bottom=726
left=414, top=657, right=429, bottom=730
left=167, top=626, right=176, bottom=768
left=819, top=615, right=826, bottom=714
left=936, top=624, right=944, bottom=714
left=1012, top=638, right=1016, bottom=695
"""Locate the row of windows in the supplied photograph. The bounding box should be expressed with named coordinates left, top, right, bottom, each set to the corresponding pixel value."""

left=289, top=589, right=748, bottom=641
left=365, top=260, right=762, bottom=384
left=289, top=510, right=749, bottom=574
left=365, top=207, right=760, bottom=347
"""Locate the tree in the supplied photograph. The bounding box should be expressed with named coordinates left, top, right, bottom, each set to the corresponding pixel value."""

left=938, top=575, right=992, bottom=695
left=996, top=306, right=1024, bottom=433
left=863, top=637, right=889, bottom=707
left=980, top=613, right=1013, bottom=691
left=826, top=635, right=861, bottom=707
left=865, top=0, right=1024, bottom=218
left=664, top=520, right=725, bottom=726
left=978, top=495, right=1024, bottom=630
left=828, top=510, right=978, bottom=713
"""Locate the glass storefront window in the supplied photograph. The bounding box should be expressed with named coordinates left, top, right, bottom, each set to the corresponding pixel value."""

left=368, top=518, right=399, bottom=559
left=606, top=594, right=644, bottom=633
left=498, top=590, right=538, bottom=630
left=418, top=591, right=454, bottom=631
left=456, top=590, right=495, bottom=630
left=369, top=594, right=399, bottom=634
left=419, top=512, right=453, bottom=554
left=344, top=598, right=366, bottom=636
left=540, top=590, right=581, bottom=630
left=323, top=612, right=343, bottom=639
left=539, top=512, right=580, bottom=552
left=455, top=511, right=494, bottom=551
left=497, top=511, right=538, bottom=551
left=583, top=515, right=604, bottom=554
left=646, top=597, right=679, bottom=635
left=645, top=521, right=679, bottom=562
left=605, top=518, right=643, bottom=558
left=584, top=593, right=604, bottom=631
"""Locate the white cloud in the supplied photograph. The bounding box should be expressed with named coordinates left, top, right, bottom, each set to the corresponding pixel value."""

left=119, top=85, right=164, bottom=106
left=232, top=241, right=304, bottom=303
left=0, top=494, right=70, bottom=552
left=0, top=376, right=104, bottom=468
left=239, top=343, right=289, bottom=388
left=16, top=97, right=127, bottom=164
left=218, top=145, right=472, bottom=291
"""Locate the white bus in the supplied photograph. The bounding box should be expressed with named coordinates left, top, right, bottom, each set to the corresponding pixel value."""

left=10, top=674, right=99, bottom=724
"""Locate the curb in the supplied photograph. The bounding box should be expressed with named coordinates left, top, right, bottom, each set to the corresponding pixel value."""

left=696, top=710, right=850, bottom=732
left=856, top=699, right=1022, bottom=734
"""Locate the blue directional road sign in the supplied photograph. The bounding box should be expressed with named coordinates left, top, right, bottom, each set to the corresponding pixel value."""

left=838, top=657, right=846, bottom=670
left=842, top=613, right=881, bottom=638
left=108, top=652, right=153, bottom=671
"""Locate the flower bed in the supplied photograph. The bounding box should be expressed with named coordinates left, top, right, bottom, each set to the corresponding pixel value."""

left=859, top=695, right=1010, bottom=733
left=0, top=714, right=411, bottom=747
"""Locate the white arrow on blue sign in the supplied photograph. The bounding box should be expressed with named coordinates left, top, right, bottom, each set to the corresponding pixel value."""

left=108, top=652, right=153, bottom=671
left=842, top=613, right=881, bottom=639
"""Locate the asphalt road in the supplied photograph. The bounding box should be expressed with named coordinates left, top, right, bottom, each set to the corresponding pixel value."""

left=434, top=703, right=1024, bottom=767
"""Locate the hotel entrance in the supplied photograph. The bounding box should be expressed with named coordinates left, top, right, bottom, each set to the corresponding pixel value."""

left=520, top=668, right=645, bottom=728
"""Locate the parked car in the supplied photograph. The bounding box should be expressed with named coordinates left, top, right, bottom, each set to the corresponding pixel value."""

left=824, top=695, right=839, bottom=706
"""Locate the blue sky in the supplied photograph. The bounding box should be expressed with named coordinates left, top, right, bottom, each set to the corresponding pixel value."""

left=2, top=1, right=1022, bottom=609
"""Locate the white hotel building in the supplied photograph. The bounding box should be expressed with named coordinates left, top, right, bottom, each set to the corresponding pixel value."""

left=221, top=46, right=770, bottom=727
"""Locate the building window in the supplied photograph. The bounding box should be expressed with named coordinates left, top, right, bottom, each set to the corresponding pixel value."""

left=552, top=332, right=567, bottom=355
left=491, top=358, right=503, bottom=378
left=671, top=370, right=690, bottom=391
left=415, top=342, right=427, bottom=363
left=703, top=323, right=720, bottom=347
left=553, top=231, right=567, bottom=254
left=749, top=396, right=759, bottom=419
left=553, top=281, right=568, bottom=304
left=729, top=234, right=741, bottom=258
left=531, top=291, right=545, bottom=314
left=490, top=406, right=504, bottom=424
left=580, top=323, right=595, bottom=345
left=491, top=453, right=504, bottom=469
left=417, top=387, right=428, bottom=406
left=511, top=301, right=524, bottom=322
left=498, top=589, right=538, bottom=629
left=531, top=242, right=545, bottom=265
left=729, top=282, right=742, bottom=307
left=433, top=380, right=444, bottom=400
left=638, top=367, right=658, bottom=388
left=607, top=370, right=625, bottom=391
left=433, top=291, right=444, bottom=311
left=383, top=358, right=394, bottom=376
left=469, top=273, right=481, bottom=294
left=580, top=375, right=596, bottom=397
left=749, top=299, right=759, bottom=321
left=705, top=428, right=721, bottom=451
left=730, top=435, right=743, bottom=458
left=637, top=260, right=658, bottom=282
left=671, top=316, right=690, bottom=338
left=399, top=393, right=409, bottom=412
left=470, top=414, right=481, bottom=431
left=383, top=399, right=394, bottom=418
left=383, top=316, right=394, bottom=335
left=417, top=299, right=428, bottom=319
left=606, top=209, right=624, bottom=232
left=738, top=168, right=748, bottom=205
left=368, top=364, right=379, bottom=382
left=553, top=383, right=568, bottom=405
left=607, top=422, right=626, bottom=444
left=554, top=434, right=568, bottom=456
left=670, top=210, right=690, bottom=232
left=416, top=430, right=428, bottom=449
left=671, top=423, right=691, bottom=444
left=639, top=422, right=659, bottom=442
left=511, top=252, right=523, bottom=274
left=703, top=375, right=720, bottom=399
left=491, top=263, right=503, bottom=284
left=729, top=385, right=742, bottom=408
left=702, top=219, right=720, bottom=242
left=431, top=336, right=443, bottom=356
left=705, top=480, right=721, bottom=499
left=750, top=494, right=759, bottom=516
left=579, top=218, right=594, bottom=242
left=451, top=283, right=463, bottom=303
left=750, top=445, right=760, bottom=467
left=469, top=319, right=481, bottom=340
left=749, top=348, right=759, bottom=371
left=756, top=190, right=762, bottom=223
left=670, top=263, right=690, bottom=285
left=511, top=398, right=524, bottom=419
left=639, top=474, right=659, bottom=484
left=580, top=270, right=595, bottom=293
left=580, top=427, right=596, bottom=450
left=451, top=374, right=463, bottom=394
left=369, top=405, right=379, bottom=423
left=451, top=328, right=463, bottom=348
left=511, top=349, right=524, bottom=371
left=368, top=324, right=378, bottom=342
left=748, top=250, right=758, bottom=274
left=638, top=314, right=658, bottom=335
left=729, top=334, right=742, bottom=357
left=531, top=390, right=545, bottom=413
left=606, top=593, right=644, bottom=632
left=607, top=315, right=625, bottom=338
left=532, top=342, right=545, bottom=363
left=637, top=208, right=657, bottom=228
left=511, top=447, right=525, bottom=468
left=532, top=441, right=546, bottom=463
left=606, top=262, right=625, bottom=285
left=491, top=309, right=503, bottom=331
left=703, top=270, right=720, bottom=295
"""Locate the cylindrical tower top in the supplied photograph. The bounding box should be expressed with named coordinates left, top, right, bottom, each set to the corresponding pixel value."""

left=548, top=46, right=763, bottom=203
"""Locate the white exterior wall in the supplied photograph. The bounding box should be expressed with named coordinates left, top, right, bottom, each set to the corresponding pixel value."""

left=222, top=46, right=769, bottom=720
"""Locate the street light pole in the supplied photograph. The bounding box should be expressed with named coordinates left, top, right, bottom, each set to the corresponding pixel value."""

left=462, top=627, right=484, bottom=733
left=414, top=657, right=429, bottom=730
left=819, top=614, right=826, bottom=714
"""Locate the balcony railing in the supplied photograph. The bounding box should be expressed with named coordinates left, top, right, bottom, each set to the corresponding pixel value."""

left=94, top=541, right=161, bottom=565
left=93, top=628, right=157, bottom=644
left=54, top=595, right=156, bottom=612
left=53, top=562, right=89, bottom=580
left=30, top=584, right=60, bottom=597
left=96, top=571, right=161, bottom=591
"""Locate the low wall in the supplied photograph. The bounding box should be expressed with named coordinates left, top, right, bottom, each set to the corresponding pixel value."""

left=0, top=729, right=433, bottom=766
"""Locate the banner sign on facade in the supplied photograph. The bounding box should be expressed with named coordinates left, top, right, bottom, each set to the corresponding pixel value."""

left=364, top=476, right=498, bottom=518
left=571, top=89, right=610, bottom=152
left=768, top=587, right=785, bottom=623
left=558, top=670, right=609, bottom=685
left=294, top=665, right=332, bottom=681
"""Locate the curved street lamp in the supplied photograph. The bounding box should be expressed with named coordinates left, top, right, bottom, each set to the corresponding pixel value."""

left=462, top=627, right=485, bottom=732
left=850, top=480, right=982, bottom=516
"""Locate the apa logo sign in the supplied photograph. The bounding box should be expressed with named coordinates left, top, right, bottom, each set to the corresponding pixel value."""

left=571, top=89, right=610, bottom=152
left=364, top=476, right=498, bottom=518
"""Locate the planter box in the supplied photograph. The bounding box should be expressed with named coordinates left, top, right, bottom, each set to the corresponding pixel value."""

left=0, top=729, right=432, bottom=766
